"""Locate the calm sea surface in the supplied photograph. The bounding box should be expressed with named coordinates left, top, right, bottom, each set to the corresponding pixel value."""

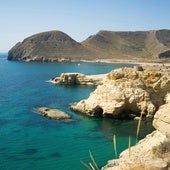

left=0, top=53, right=154, bottom=170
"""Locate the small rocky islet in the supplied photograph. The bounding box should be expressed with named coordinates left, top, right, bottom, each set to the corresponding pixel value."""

left=36, top=107, right=72, bottom=120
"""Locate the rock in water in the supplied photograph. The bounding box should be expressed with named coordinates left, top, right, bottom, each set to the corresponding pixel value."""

left=36, top=107, right=72, bottom=120
left=70, top=67, right=170, bottom=118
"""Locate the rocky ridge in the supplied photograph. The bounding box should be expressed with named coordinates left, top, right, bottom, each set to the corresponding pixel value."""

left=70, top=67, right=170, bottom=119
left=8, top=29, right=170, bottom=62
left=102, top=93, right=170, bottom=170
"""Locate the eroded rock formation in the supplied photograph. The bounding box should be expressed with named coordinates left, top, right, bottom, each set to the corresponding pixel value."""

left=102, top=93, right=170, bottom=170
left=50, top=73, right=106, bottom=86
left=70, top=67, right=170, bottom=118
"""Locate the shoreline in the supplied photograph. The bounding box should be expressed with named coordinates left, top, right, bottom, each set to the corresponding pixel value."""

left=73, top=58, right=170, bottom=77
left=73, top=58, right=170, bottom=66
left=6, top=56, right=170, bottom=67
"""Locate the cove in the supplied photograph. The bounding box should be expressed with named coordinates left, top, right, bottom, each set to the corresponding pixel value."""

left=0, top=54, right=154, bottom=170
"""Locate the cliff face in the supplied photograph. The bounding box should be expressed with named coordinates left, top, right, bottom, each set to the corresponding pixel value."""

left=103, top=93, right=170, bottom=170
left=70, top=67, right=170, bottom=119
left=7, top=29, right=170, bottom=62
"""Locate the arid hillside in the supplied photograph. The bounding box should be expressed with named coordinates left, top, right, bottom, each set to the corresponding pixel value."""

left=8, top=29, right=170, bottom=62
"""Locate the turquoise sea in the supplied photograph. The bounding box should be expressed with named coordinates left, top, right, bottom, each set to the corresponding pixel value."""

left=0, top=53, right=154, bottom=170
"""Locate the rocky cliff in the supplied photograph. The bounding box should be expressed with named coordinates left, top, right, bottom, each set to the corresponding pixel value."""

left=36, top=107, right=72, bottom=120
left=103, top=93, right=170, bottom=170
left=7, top=29, right=170, bottom=62
left=70, top=67, right=170, bottom=118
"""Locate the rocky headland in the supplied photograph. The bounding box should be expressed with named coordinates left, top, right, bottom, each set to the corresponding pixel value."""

left=36, top=107, right=72, bottom=120
left=47, top=65, right=170, bottom=169
left=48, top=66, right=170, bottom=169
left=70, top=67, right=170, bottom=119
left=7, top=29, right=170, bottom=62
left=102, top=93, right=170, bottom=170
left=7, top=31, right=95, bottom=62
left=50, top=73, right=106, bottom=86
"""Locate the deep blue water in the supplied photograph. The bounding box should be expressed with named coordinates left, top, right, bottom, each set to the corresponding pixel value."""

left=0, top=54, right=154, bottom=170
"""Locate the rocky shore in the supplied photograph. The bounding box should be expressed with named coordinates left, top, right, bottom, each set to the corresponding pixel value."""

left=70, top=67, right=170, bottom=119
left=50, top=73, right=106, bottom=86
left=102, top=93, right=170, bottom=170
left=49, top=65, right=170, bottom=169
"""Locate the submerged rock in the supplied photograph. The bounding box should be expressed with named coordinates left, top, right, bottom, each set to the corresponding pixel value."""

left=36, top=107, right=72, bottom=120
left=70, top=67, right=170, bottom=118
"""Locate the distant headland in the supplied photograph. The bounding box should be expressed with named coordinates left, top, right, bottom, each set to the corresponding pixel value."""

left=7, top=29, right=170, bottom=62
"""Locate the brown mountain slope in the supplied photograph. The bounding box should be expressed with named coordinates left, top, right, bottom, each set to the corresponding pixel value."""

left=8, top=29, right=170, bottom=62
left=8, top=31, right=95, bottom=62
left=82, top=30, right=170, bottom=59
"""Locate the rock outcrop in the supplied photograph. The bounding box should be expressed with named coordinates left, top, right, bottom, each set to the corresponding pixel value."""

left=36, top=107, right=72, bottom=120
left=102, top=93, right=170, bottom=170
left=50, top=73, right=106, bottom=86
left=70, top=67, right=170, bottom=118
left=7, top=29, right=170, bottom=62
left=153, top=93, right=170, bottom=138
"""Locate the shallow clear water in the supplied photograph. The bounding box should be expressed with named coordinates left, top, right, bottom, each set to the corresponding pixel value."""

left=0, top=54, right=154, bottom=170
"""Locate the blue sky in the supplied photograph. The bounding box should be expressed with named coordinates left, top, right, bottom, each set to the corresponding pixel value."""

left=0, top=0, right=170, bottom=52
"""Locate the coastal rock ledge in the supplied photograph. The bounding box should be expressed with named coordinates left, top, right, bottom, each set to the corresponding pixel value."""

left=102, top=93, right=170, bottom=170
left=50, top=73, right=106, bottom=86
left=36, top=107, right=72, bottom=120
left=70, top=67, right=170, bottom=118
